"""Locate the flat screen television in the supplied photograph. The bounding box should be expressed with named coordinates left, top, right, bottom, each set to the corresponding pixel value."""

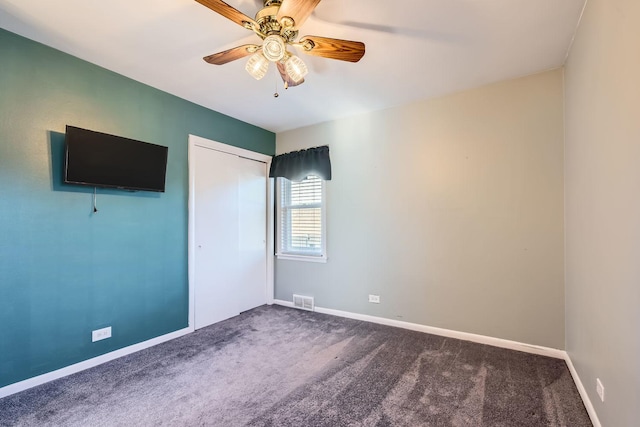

left=64, top=126, right=168, bottom=192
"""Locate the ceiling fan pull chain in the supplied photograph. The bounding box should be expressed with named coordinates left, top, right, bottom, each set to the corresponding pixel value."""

left=274, top=66, right=280, bottom=98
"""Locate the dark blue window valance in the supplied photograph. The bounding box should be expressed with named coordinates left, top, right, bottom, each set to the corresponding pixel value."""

left=269, top=145, right=331, bottom=181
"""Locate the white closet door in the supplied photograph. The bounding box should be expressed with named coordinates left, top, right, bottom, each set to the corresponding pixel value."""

left=194, top=147, right=240, bottom=328
left=237, top=157, right=267, bottom=313
left=193, top=146, right=267, bottom=330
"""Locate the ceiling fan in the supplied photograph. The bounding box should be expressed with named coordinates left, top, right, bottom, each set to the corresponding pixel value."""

left=195, top=0, right=366, bottom=89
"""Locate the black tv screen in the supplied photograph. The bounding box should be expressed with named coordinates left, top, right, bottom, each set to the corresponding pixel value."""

left=64, top=126, right=168, bottom=192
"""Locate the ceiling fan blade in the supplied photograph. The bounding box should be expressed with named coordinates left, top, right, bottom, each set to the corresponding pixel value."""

left=298, top=36, right=365, bottom=62
left=277, top=0, right=321, bottom=28
left=327, top=20, right=466, bottom=43
left=276, top=62, right=304, bottom=88
left=203, top=45, right=260, bottom=65
left=195, top=0, right=257, bottom=29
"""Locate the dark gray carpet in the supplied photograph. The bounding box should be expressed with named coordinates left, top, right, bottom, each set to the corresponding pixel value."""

left=0, top=305, right=591, bottom=426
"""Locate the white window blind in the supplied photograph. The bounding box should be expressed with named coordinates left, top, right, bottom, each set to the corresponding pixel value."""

left=277, top=175, right=326, bottom=260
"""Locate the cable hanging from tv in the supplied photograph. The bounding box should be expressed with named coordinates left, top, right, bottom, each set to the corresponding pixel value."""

left=93, top=187, right=98, bottom=214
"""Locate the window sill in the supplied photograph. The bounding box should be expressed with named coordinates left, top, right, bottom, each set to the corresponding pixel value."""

left=276, top=253, right=327, bottom=263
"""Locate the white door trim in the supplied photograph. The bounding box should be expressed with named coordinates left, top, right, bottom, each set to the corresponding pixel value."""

left=188, top=134, right=274, bottom=331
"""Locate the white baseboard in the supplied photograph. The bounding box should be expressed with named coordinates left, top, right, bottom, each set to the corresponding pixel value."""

left=274, top=299, right=296, bottom=308
left=274, top=299, right=565, bottom=359
left=564, top=353, right=601, bottom=427
left=0, top=326, right=193, bottom=399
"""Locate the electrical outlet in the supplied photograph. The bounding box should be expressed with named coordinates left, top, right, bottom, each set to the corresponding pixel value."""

left=92, top=326, right=112, bottom=342
left=368, top=294, right=380, bottom=304
left=596, top=378, right=605, bottom=402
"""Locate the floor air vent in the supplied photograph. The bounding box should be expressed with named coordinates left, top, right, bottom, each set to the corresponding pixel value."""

left=293, top=294, right=314, bottom=311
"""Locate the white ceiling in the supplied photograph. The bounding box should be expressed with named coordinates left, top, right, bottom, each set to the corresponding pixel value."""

left=0, top=0, right=585, bottom=133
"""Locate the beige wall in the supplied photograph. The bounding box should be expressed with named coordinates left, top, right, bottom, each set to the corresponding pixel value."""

left=276, top=69, right=565, bottom=349
left=565, top=0, right=640, bottom=425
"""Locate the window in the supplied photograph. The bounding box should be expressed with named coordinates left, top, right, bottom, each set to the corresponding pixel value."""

left=276, top=175, right=326, bottom=261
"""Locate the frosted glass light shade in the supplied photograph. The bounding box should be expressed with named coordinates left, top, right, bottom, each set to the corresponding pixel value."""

left=285, top=55, right=308, bottom=83
left=262, top=35, right=286, bottom=62
left=245, top=52, right=269, bottom=80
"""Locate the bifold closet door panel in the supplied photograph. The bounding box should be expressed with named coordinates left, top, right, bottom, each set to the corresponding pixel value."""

left=194, top=147, right=240, bottom=329
left=237, top=156, right=267, bottom=313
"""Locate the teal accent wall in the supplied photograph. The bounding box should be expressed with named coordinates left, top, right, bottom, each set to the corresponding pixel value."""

left=0, top=28, right=275, bottom=388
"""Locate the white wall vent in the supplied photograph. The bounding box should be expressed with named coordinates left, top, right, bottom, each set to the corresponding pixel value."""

left=293, top=294, right=314, bottom=311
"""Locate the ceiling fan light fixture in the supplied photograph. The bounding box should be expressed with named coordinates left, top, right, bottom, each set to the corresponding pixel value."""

left=262, top=35, right=286, bottom=62
left=285, top=55, right=308, bottom=83
left=245, top=52, right=269, bottom=80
